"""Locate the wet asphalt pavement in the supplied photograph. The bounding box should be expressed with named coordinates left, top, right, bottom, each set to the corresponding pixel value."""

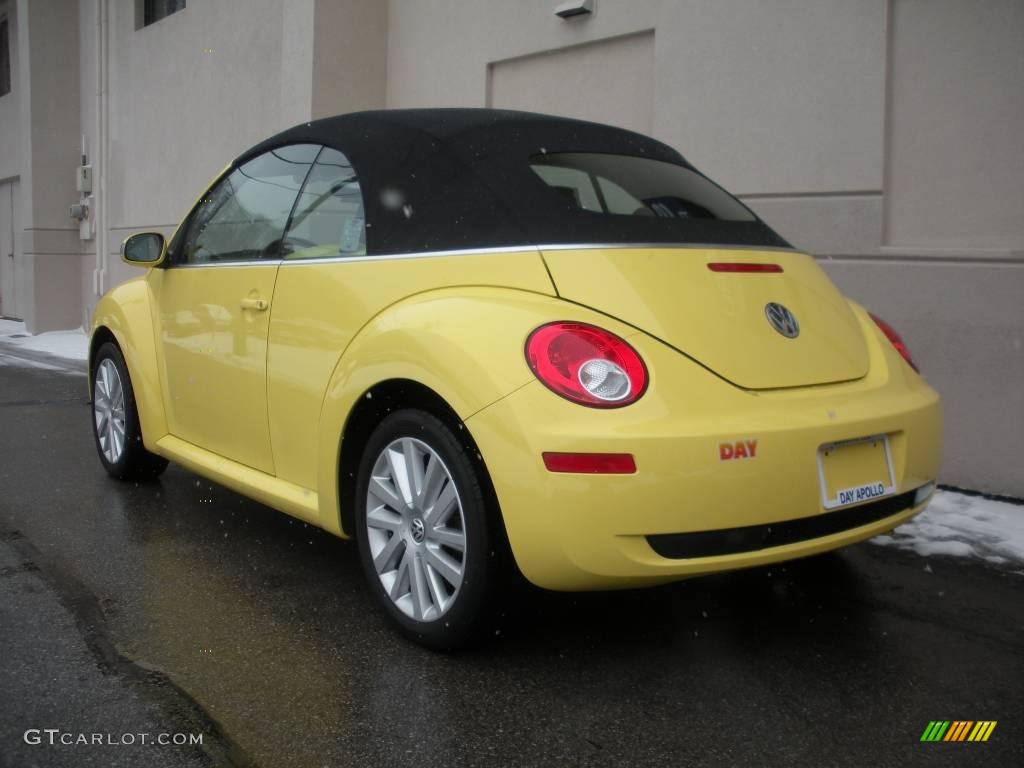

left=0, top=355, right=1022, bottom=768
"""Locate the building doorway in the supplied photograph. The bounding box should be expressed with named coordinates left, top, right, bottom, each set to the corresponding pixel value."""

left=0, top=178, right=22, bottom=320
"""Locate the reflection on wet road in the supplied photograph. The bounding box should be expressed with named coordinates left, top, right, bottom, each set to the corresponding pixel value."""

left=1, top=363, right=1021, bottom=768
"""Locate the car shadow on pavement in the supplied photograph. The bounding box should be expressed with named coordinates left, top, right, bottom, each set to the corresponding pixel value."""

left=106, top=465, right=879, bottom=662
left=487, top=550, right=875, bottom=656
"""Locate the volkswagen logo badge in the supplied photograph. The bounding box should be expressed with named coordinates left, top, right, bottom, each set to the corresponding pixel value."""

left=410, top=517, right=426, bottom=543
left=765, top=302, right=800, bottom=339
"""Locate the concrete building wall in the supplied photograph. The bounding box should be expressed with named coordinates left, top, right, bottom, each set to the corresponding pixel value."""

left=0, top=0, right=25, bottom=320
left=94, top=0, right=308, bottom=305
left=386, top=0, right=1024, bottom=495
left=488, top=31, right=656, bottom=137
left=821, top=0, right=1024, bottom=495
left=311, top=0, right=388, bottom=120
left=0, top=0, right=83, bottom=332
left=0, top=0, right=22, bottom=183
left=0, top=0, right=1020, bottom=494
left=74, top=0, right=389, bottom=322
left=885, top=0, right=1024, bottom=251
left=385, top=0, right=892, bottom=262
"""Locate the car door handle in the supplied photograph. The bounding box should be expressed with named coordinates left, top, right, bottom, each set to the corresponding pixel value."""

left=240, top=297, right=269, bottom=312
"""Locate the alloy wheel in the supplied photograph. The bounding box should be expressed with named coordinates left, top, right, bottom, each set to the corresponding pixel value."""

left=365, top=437, right=467, bottom=622
left=94, top=358, right=127, bottom=464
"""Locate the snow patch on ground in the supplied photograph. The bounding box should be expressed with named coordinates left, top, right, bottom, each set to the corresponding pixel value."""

left=873, top=490, right=1024, bottom=565
left=0, top=319, right=88, bottom=361
left=0, top=354, right=68, bottom=371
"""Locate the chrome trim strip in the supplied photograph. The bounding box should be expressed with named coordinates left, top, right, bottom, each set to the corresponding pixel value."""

left=171, top=259, right=282, bottom=269
left=278, top=245, right=541, bottom=266
left=535, top=242, right=798, bottom=254
left=277, top=242, right=798, bottom=266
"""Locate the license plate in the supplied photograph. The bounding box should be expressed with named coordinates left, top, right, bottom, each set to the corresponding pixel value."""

left=817, top=435, right=895, bottom=510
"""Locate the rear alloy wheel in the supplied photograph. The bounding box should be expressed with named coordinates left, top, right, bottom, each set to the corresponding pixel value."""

left=355, top=409, right=495, bottom=649
left=91, top=342, right=168, bottom=481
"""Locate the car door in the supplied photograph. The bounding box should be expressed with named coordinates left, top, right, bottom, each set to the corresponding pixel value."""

left=156, top=144, right=319, bottom=474
left=265, top=146, right=368, bottom=489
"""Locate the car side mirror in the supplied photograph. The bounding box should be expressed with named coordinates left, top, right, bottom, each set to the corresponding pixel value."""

left=121, top=232, right=166, bottom=267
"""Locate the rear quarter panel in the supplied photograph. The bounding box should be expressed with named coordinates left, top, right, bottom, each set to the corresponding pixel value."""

left=263, top=250, right=558, bottom=533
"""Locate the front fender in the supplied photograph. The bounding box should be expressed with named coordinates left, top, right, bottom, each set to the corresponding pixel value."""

left=314, top=287, right=637, bottom=534
left=90, top=274, right=168, bottom=449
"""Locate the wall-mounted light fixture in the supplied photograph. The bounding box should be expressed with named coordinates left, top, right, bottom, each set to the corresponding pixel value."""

left=555, top=0, right=593, bottom=19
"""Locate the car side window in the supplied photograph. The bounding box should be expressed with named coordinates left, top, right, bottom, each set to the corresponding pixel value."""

left=177, top=144, right=319, bottom=265
left=531, top=164, right=603, bottom=212
left=282, top=147, right=366, bottom=259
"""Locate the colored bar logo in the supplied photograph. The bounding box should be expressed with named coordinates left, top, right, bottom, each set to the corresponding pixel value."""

left=920, top=721, right=997, bottom=742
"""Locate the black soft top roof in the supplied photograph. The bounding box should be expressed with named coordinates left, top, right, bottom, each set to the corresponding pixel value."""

left=237, top=109, right=788, bottom=255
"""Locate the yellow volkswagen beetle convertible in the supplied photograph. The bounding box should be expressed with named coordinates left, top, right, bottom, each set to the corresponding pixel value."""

left=91, top=109, right=942, bottom=648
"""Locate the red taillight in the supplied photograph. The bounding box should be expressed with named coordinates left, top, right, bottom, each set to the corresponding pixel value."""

left=525, top=322, right=648, bottom=407
left=542, top=452, right=637, bottom=474
left=870, top=313, right=919, bottom=372
left=707, top=263, right=783, bottom=273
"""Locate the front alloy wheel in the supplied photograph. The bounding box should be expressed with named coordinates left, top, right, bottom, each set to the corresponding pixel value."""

left=94, top=358, right=127, bottom=464
left=355, top=409, right=496, bottom=649
left=90, top=341, right=168, bottom=481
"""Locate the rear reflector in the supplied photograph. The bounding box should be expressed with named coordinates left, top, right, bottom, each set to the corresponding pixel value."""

left=707, top=263, right=784, bottom=273
left=542, top=452, right=636, bottom=474
left=869, top=313, right=919, bottom=372
left=914, top=482, right=936, bottom=505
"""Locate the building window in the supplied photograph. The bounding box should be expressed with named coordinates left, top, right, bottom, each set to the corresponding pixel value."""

left=1, top=18, right=11, bottom=97
left=143, top=0, right=185, bottom=27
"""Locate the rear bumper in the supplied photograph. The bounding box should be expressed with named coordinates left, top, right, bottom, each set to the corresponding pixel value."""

left=467, top=318, right=942, bottom=590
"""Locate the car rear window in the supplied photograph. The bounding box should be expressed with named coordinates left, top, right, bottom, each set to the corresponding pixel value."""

left=530, top=153, right=756, bottom=222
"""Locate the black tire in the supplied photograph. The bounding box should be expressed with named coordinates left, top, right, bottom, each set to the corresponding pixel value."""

left=354, top=409, right=499, bottom=650
left=91, top=341, right=169, bottom=481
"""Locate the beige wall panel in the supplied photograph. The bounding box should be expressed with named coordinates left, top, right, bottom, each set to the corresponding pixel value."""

left=0, top=0, right=1014, bottom=492
left=28, top=253, right=81, bottom=332
left=16, top=0, right=82, bottom=332
left=24, top=0, right=80, bottom=231
left=653, top=0, right=887, bottom=195
left=21, top=227, right=80, bottom=256
left=387, top=0, right=661, bottom=109
left=745, top=194, right=884, bottom=256
left=388, top=0, right=887, bottom=195
left=489, top=32, right=654, bottom=136
left=280, top=0, right=316, bottom=125
left=885, top=0, right=1024, bottom=250
left=312, top=0, right=388, bottom=119
left=0, top=180, right=15, bottom=318
left=9, top=176, right=23, bottom=320
left=104, top=0, right=296, bottom=232
left=823, top=259, right=1024, bottom=496
left=78, top=0, right=99, bottom=323
left=13, top=0, right=33, bottom=230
